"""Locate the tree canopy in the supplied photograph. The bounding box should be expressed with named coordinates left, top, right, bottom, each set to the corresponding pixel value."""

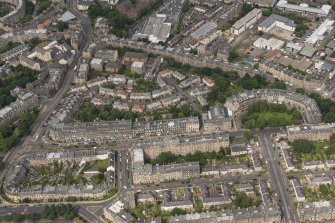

left=309, top=93, right=335, bottom=123
left=291, top=139, right=315, bottom=155
left=241, top=101, right=301, bottom=129
left=88, top=3, right=135, bottom=37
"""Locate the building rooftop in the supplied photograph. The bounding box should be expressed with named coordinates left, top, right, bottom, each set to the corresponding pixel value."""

left=258, top=14, right=296, bottom=29
left=191, top=22, right=217, bottom=40
left=233, top=8, right=262, bottom=30
left=276, top=0, right=331, bottom=16
left=61, top=11, right=77, bottom=22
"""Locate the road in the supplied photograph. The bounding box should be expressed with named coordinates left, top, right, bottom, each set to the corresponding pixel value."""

left=258, top=133, right=296, bottom=223
left=0, top=0, right=93, bottom=180
left=0, top=0, right=93, bottom=215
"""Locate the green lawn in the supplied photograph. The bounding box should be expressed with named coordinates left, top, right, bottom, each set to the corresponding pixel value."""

left=88, top=160, right=108, bottom=172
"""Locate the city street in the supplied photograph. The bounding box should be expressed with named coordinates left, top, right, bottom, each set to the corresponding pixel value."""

left=258, top=133, right=297, bottom=223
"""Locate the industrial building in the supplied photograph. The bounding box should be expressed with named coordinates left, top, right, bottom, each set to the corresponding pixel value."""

left=133, top=15, right=172, bottom=44
left=253, top=37, right=285, bottom=50
left=305, top=19, right=334, bottom=46
left=258, top=14, right=296, bottom=33
left=276, top=0, right=331, bottom=17
left=231, top=8, right=262, bottom=36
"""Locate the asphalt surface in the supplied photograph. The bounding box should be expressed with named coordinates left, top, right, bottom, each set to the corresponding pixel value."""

left=258, top=133, right=297, bottom=223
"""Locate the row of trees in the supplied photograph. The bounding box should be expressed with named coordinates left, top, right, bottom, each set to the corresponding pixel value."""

left=149, top=148, right=231, bottom=167
left=0, top=108, right=39, bottom=151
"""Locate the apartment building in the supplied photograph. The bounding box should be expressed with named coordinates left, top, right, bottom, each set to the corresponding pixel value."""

left=297, top=201, right=335, bottom=222
left=287, top=123, right=335, bottom=142
left=291, top=178, right=305, bottom=202
left=0, top=90, right=38, bottom=124
left=259, top=60, right=324, bottom=91
left=49, top=117, right=200, bottom=143
left=4, top=149, right=115, bottom=202
left=225, top=89, right=321, bottom=124
left=132, top=149, right=200, bottom=185
left=203, top=104, right=232, bottom=133
left=133, top=132, right=230, bottom=159
left=169, top=205, right=281, bottom=222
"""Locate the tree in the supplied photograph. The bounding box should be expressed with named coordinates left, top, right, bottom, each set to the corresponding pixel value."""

left=270, top=80, right=286, bottom=89
left=190, top=48, right=197, bottom=55
left=228, top=48, right=240, bottom=62
left=262, top=9, right=272, bottom=17
left=234, top=192, right=253, bottom=208
left=295, top=88, right=305, bottom=94
left=244, top=131, right=254, bottom=141
left=291, top=139, right=315, bottom=155
left=151, top=152, right=178, bottom=165
left=56, top=21, right=68, bottom=31
left=170, top=208, right=187, bottom=216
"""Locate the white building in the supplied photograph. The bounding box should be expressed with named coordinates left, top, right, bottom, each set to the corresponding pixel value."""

left=133, top=15, right=171, bottom=44
left=231, top=8, right=262, bottom=36
left=258, top=14, right=296, bottom=33
left=305, top=19, right=334, bottom=46
left=253, top=37, right=285, bottom=50
left=276, top=0, right=331, bottom=17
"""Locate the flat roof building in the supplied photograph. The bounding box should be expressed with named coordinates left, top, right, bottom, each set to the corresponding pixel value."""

left=231, top=8, right=262, bottom=36
left=134, top=15, right=172, bottom=44
left=276, top=0, right=331, bottom=17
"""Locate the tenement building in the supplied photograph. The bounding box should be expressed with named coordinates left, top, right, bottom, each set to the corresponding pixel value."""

left=297, top=201, right=335, bottom=222
left=203, top=104, right=233, bottom=133
left=132, top=149, right=200, bottom=185
left=259, top=60, right=325, bottom=91
left=132, top=132, right=230, bottom=159
left=169, top=204, right=281, bottom=223
left=4, top=149, right=115, bottom=202
left=225, top=89, right=321, bottom=124
left=287, top=123, right=335, bottom=142
left=0, top=89, right=38, bottom=124
left=48, top=117, right=200, bottom=143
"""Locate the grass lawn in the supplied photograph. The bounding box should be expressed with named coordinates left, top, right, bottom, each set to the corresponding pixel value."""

left=88, top=160, right=108, bottom=172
